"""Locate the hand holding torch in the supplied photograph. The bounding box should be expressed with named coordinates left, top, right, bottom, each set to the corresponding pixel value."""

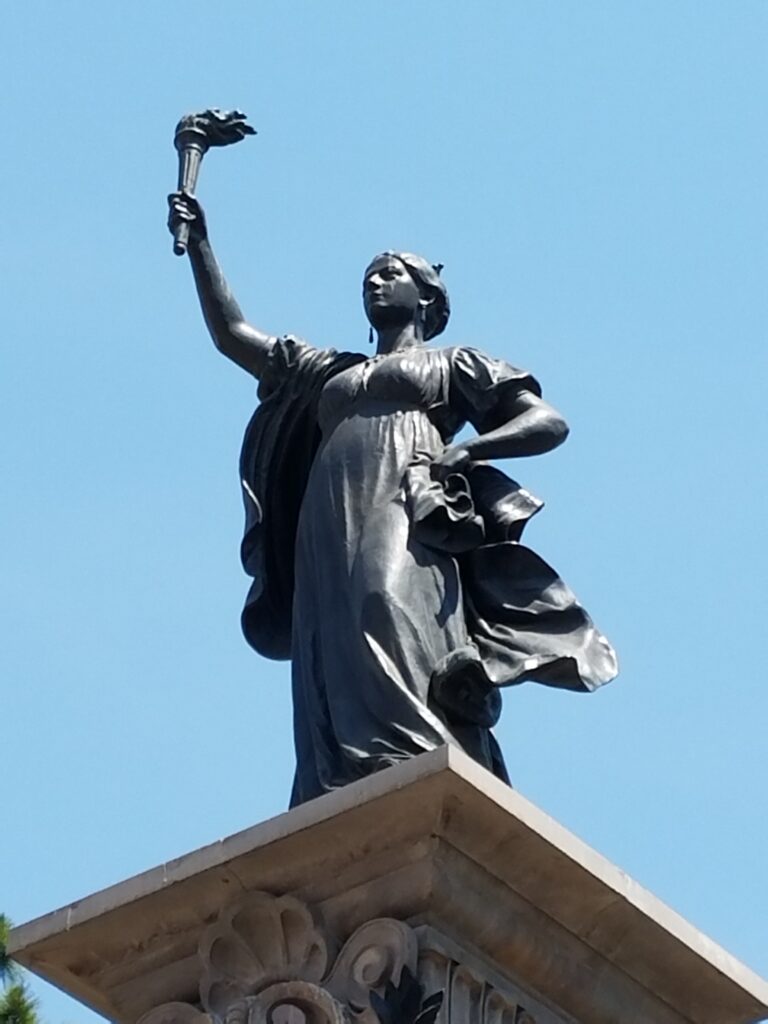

left=172, top=108, right=256, bottom=256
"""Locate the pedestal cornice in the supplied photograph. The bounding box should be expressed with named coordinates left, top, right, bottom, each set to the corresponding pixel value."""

left=9, top=747, right=768, bottom=1024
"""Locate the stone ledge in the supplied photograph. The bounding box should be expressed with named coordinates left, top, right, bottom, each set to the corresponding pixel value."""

left=9, top=746, right=768, bottom=1024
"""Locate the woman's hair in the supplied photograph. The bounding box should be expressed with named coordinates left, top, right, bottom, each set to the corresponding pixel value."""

left=366, top=251, right=450, bottom=340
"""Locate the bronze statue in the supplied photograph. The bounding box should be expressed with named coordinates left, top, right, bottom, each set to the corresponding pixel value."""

left=168, top=114, right=617, bottom=806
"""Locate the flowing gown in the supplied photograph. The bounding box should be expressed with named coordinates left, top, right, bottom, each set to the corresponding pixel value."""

left=238, top=337, right=617, bottom=806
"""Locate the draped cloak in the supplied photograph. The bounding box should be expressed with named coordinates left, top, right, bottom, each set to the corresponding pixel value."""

left=239, top=336, right=617, bottom=802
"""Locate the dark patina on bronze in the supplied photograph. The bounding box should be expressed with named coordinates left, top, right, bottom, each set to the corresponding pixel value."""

left=168, top=116, right=618, bottom=806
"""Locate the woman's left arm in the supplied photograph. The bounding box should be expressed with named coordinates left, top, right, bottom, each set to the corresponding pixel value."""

left=437, top=390, right=569, bottom=470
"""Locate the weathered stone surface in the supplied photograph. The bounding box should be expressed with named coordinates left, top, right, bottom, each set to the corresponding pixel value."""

left=9, top=747, right=768, bottom=1024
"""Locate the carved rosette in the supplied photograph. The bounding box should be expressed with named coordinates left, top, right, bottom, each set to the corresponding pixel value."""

left=137, top=893, right=422, bottom=1024
left=137, top=893, right=545, bottom=1024
left=199, top=893, right=329, bottom=1018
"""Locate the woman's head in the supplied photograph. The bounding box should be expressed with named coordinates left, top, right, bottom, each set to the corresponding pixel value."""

left=363, top=251, right=450, bottom=341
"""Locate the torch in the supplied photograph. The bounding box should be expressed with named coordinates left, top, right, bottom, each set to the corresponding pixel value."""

left=172, top=108, right=256, bottom=256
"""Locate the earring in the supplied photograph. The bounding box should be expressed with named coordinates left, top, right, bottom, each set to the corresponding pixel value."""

left=368, top=326, right=374, bottom=345
left=417, top=301, right=428, bottom=338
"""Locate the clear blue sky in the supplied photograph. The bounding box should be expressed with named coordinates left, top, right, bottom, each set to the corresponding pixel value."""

left=3, top=2, right=766, bottom=1020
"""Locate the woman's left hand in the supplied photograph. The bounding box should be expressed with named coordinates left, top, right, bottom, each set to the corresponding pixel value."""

left=433, top=445, right=471, bottom=475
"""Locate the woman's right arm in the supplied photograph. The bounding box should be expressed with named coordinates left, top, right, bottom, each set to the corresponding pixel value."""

left=168, top=193, right=274, bottom=378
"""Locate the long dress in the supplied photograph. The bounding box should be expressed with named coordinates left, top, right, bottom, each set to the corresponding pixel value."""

left=238, top=337, right=617, bottom=806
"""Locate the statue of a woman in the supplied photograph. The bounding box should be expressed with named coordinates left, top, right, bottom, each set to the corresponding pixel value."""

left=169, top=194, right=617, bottom=806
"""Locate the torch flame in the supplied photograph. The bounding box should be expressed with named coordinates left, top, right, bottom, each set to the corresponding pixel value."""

left=174, top=109, right=257, bottom=150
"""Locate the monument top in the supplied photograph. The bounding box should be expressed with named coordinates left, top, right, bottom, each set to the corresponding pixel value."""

left=10, top=748, right=768, bottom=1024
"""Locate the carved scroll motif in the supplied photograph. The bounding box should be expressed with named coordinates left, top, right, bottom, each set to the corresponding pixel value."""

left=134, top=892, right=550, bottom=1024
left=136, top=892, right=430, bottom=1024
left=245, top=981, right=347, bottom=1024
left=325, top=917, right=418, bottom=1021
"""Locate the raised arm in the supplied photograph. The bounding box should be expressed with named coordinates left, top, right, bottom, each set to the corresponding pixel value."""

left=436, top=389, right=569, bottom=471
left=168, top=193, right=273, bottom=377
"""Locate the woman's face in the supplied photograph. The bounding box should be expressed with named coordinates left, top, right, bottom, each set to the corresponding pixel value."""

left=363, top=256, right=422, bottom=329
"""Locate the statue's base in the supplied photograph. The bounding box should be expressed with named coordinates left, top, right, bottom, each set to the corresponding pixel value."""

left=9, top=747, right=768, bottom=1024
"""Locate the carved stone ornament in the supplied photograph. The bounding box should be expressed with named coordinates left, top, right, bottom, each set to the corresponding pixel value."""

left=137, top=893, right=426, bottom=1024
left=199, top=893, right=329, bottom=1018
left=137, top=893, right=544, bottom=1024
left=324, top=918, right=418, bottom=1019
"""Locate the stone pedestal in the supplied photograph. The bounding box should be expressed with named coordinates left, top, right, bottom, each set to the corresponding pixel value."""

left=9, top=747, right=768, bottom=1024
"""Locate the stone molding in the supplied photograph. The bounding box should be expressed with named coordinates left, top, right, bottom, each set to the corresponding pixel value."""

left=415, top=927, right=571, bottom=1024
left=10, top=750, right=768, bottom=1024
left=137, top=892, right=545, bottom=1024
